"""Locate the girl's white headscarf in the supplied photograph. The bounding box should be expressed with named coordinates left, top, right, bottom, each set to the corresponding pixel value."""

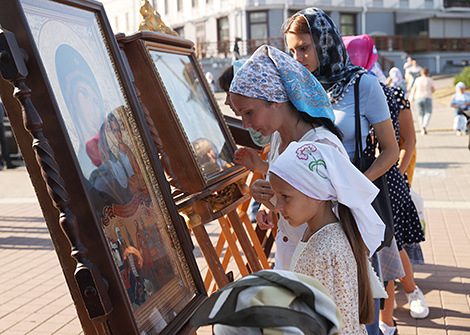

left=456, top=81, right=466, bottom=94
left=268, top=141, right=385, bottom=256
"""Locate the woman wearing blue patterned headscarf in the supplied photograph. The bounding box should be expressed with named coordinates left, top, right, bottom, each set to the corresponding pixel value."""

left=229, top=45, right=349, bottom=271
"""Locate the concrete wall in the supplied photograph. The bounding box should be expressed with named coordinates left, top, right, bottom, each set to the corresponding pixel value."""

left=269, top=8, right=285, bottom=38
left=430, top=18, right=470, bottom=38
left=366, top=11, right=395, bottom=35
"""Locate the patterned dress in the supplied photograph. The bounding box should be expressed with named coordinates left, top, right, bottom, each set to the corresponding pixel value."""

left=292, top=223, right=367, bottom=335
left=369, top=85, right=425, bottom=252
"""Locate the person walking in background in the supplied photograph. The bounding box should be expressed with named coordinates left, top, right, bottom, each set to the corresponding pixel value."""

left=233, top=37, right=241, bottom=60
left=405, top=60, right=422, bottom=93
left=205, top=71, right=215, bottom=92
left=409, top=67, right=435, bottom=135
left=403, top=56, right=413, bottom=72
left=450, top=82, right=470, bottom=136
left=387, top=67, right=407, bottom=94
left=0, top=99, right=18, bottom=170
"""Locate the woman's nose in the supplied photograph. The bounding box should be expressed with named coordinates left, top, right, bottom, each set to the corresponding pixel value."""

left=224, top=94, right=230, bottom=106
left=242, top=118, right=251, bottom=129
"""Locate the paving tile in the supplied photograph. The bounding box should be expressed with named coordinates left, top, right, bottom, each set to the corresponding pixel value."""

left=2, top=81, right=470, bottom=335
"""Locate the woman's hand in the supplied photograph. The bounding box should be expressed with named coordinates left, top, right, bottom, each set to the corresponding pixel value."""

left=234, top=147, right=268, bottom=174
left=251, top=179, right=274, bottom=205
left=255, top=206, right=275, bottom=230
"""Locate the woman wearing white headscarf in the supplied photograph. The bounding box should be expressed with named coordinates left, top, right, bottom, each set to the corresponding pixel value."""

left=387, top=67, right=407, bottom=94
left=450, top=82, right=470, bottom=135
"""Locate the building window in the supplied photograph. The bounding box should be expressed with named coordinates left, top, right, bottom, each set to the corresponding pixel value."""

left=175, top=26, right=184, bottom=37
left=399, top=0, right=409, bottom=8
left=177, top=0, right=183, bottom=11
left=164, top=0, right=169, bottom=14
left=248, top=11, right=268, bottom=40
left=397, top=19, right=428, bottom=38
left=125, top=12, right=129, bottom=31
left=217, top=16, right=229, bottom=54
left=192, top=0, right=198, bottom=7
left=115, top=16, right=119, bottom=31
left=196, top=22, right=206, bottom=58
left=372, top=0, right=383, bottom=7
left=340, top=13, right=356, bottom=36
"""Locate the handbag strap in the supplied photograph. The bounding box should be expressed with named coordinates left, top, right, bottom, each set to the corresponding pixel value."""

left=353, top=74, right=363, bottom=163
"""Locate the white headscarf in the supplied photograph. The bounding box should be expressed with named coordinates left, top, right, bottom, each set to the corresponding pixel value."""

left=456, top=81, right=466, bottom=94
left=268, top=141, right=385, bottom=256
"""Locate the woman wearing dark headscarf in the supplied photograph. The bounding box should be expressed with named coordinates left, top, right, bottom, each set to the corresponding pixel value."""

left=283, top=9, right=399, bottom=335
left=283, top=9, right=398, bottom=178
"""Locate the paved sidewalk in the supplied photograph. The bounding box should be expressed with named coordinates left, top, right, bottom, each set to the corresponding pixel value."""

left=1, top=76, right=470, bottom=334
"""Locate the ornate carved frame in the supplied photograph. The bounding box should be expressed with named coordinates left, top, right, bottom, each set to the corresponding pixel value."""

left=0, top=1, right=206, bottom=334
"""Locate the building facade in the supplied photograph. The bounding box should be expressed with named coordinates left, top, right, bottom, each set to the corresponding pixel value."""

left=103, top=0, right=470, bottom=74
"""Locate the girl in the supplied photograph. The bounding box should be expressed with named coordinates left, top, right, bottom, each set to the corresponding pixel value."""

left=229, top=45, right=362, bottom=271
left=269, top=141, right=381, bottom=334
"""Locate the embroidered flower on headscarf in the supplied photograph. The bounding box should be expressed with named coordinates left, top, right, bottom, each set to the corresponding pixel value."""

left=295, top=144, right=327, bottom=179
left=296, top=143, right=317, bottom=160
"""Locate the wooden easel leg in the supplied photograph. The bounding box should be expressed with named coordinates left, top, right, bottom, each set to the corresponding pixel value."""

left=191, top=224, right=230, bottom=289
left=238, top=210, right=271, bottom=269
left=218, top=216, right=250, bottom=277
left=227, top=210, right=262, bottom=272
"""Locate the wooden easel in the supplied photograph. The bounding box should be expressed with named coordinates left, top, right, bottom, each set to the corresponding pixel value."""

left=180, top=173, right=271, bottom=293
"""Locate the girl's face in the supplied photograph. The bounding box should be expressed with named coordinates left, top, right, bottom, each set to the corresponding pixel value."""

left=230, top=93, right=281, bottom=136
left=285, top=33, right=319, bottom=73
left=270, top=173, right=322, bottom=227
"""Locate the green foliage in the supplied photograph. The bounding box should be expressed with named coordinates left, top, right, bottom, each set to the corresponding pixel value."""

left=454, top=66, right=470, bottom=87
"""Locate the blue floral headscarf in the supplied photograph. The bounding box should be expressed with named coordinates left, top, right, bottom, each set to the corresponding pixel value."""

left=230, top=45, right=335, bottom=122
left=295, top=8, right=366, bottom=103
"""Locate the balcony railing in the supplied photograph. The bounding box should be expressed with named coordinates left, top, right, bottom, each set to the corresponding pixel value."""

left=404, top=38, right=470, bottom=53
left=444, top=0, right=470, bottom=7
left=195, top=38, right=285, bottom=59
left=371, top=35, right=403, bottom=51
left=195, top=36, right=470, bottom=61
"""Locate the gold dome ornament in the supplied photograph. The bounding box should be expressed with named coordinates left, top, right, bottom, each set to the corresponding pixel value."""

left=138, top=0, right=178, bottom=36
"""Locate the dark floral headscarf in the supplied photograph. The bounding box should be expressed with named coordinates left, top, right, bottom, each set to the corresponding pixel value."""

left=296, top=8, right=366, bottom=103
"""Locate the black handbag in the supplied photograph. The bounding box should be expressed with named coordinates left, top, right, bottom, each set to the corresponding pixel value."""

left=352, top=74, right=394, bottom=252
